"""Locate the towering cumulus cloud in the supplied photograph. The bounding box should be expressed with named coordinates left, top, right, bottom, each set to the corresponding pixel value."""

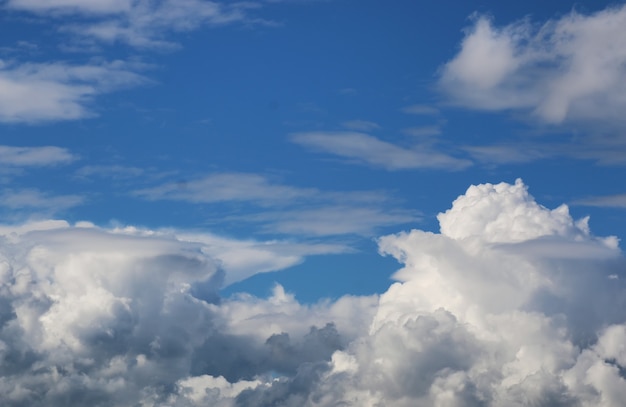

left=1, top=180, right=625, bottom=406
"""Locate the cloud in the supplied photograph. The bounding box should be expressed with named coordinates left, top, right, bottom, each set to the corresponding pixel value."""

left=0, top=188, right=84, bottom=217
left=243, top=205, right=418, bottom=237
left=5, top=0, right=264, bottom=49
left=2, top=180, right=626, bottom=405
left=0, top=220, right=374, bottom=406
left=0, top=145, right=75, bottom=166
left=341, top=120, right=381, bottom=132
left=573, top=193, right=626, bottom=209
left=439, top=5, right=626, bottom=126
left=401, top=126, right=441, bottom=137
left=136, top=172, right=417, bottom=237
left=0, top=59, right=147, bottom=123
left=135, top=172, right=317, bottom=206
left=291, top=131, right=471, bottom=170
left=194, top=179, right=626, bottom=406
left=401, top=104, right=440, bottom=115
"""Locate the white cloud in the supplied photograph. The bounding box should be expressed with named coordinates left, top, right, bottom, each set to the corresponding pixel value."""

left=7, top=0, right=132, bottom=14
left=136, top=172, right=416, bottom=237
left=0, top=59, right=147, bottom=123
left=248, top=205, right=418, bottom=236
left=439, top=6, right=626, bottom=126
left=2, top=180, right=626, bottom=405
left=135, top=172, right=317, bottom=205
left=0, top=145, right=74, bottom=166
left=6, top=0, right=262, bottom=49
left=0, top=188, right=84, bottom=214
left=291, top=131, right=471, bottom=170
left=0, top=219, right=373, bottom=406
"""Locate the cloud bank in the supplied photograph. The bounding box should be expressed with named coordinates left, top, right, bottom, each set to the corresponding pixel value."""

left=1, top=180, right=626, bottom=406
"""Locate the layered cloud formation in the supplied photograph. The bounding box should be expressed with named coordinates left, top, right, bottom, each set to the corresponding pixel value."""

left=1, top=180, right=625, bottom=406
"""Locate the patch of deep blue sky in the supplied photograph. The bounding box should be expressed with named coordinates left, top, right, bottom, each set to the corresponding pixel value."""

left=2, top=0, right=625, bottom=301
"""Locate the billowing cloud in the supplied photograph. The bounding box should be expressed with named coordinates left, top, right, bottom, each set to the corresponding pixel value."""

left=0, top=220, right=374, bottom=406
left=439, top=5, right=626, bottom=126
left=2, top=180, right=626, bottom=406
left=0, top=59, right=147, bottom=123
left=291, top=131, right=471, bottom=170
left=193, top=180, right=626, bottom=406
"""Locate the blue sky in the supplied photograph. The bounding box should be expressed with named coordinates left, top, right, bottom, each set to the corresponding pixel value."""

left=3, top=0, right=625, bottom=302
left=4, top=1, right=626, bottom=405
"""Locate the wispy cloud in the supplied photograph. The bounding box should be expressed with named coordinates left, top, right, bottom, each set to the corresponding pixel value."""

left=0, top=145, right=75, bottom=166
left=291, top=131, right=471, bottom=170
left=573, top=193, right=626, bottom=209
left=0, top=59, right=148, bottom=123
left=6, top=0, right=267, bottom=49
left=401, top=125, right=441, bottom=137
left=135, top=172, right=417, bottom=237
left=341, top=120, right=381, bottom=132
left=401, top=104, right=440, bottom=115
left=135, top=172, right=317, bottom=206
left=0, top=188, right=84, bottom=219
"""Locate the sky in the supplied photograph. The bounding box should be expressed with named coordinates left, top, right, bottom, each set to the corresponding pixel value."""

left=3, top=0, right=626, bottom=405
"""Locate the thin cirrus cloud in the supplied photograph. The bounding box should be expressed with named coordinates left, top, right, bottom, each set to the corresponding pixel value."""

left=439, top=5, right=626, bottom=126
left=5, top=0, right=263, bottom=49
left=135, top=172, right=317, bottom=206
left=340, top=119, right=381, bottom=132
left=0, top=188, right=84, bottom=212
left=135, top=172, right=417, bottom=237
left=0, top=59, right=148, bottom=123
left=291, top=131, right=471, bottom=170
left=0, top=145, right=74, bottom=166
left=3, top=180, right=626, bottom=405
left=573, top=193, right=626, bottom=209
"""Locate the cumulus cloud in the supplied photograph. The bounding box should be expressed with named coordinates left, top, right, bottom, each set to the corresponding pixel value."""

left=291, top=131, right=471, bottom=170
left=0, top=59, right=147, bottom=123
left=3, top=179, right=626, bottom=406
left=439, top=5, right=626, bottom=126
left=0, top=220, right=374, bottom=406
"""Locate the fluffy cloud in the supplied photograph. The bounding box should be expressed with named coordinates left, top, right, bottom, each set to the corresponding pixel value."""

left=2, top=180, right=626, bottom=406
left=291, top=131, right=471, bottom=170
left=0, top=59, right=147, bottom=123
left=439, top=5, right=626, bottom=126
